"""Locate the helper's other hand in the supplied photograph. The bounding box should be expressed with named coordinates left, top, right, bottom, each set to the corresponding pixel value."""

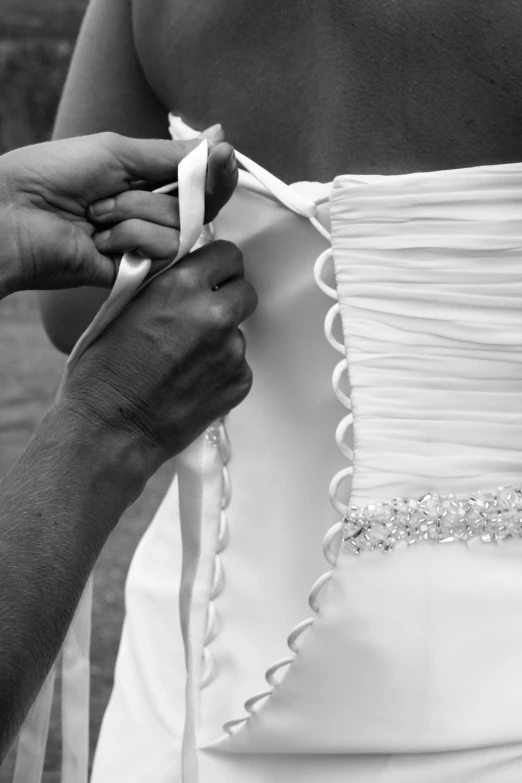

left=60, top=240, right=257, bottom=474
left=0, top=129, right=236, bottom=297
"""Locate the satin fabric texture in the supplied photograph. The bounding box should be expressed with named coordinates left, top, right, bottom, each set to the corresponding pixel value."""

left=90, top=118, right=522, bottom=782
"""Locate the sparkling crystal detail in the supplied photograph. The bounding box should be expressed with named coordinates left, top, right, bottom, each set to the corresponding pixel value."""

left=342, top=487, right=522, bottom=554
left=204, top=421, right=221, bottom=448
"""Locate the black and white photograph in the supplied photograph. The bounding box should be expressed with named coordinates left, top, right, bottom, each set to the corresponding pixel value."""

left=1, top=2, right=522, bottom=782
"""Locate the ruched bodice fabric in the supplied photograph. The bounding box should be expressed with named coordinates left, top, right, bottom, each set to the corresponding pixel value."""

left=330, top=167, right=522, bottom=502
left=84, top=122, right=522, bottom=783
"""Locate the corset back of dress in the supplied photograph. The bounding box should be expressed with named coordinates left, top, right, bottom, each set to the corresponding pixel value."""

left=331, top=167, right=522, bottom=503
left=191, top=159, right=522, bottom=761
left=45, top=115, right=522, bottom=783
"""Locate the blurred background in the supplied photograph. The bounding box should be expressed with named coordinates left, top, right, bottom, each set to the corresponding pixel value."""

left=0, top=2, right=175, bottom=779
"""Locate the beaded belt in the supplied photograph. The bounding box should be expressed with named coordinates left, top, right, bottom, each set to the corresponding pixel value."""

left=342, top=486, right=522, bottom=554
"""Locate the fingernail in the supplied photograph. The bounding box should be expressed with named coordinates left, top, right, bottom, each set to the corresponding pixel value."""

left=224, top=151, right=237, bottom=174
left=200, top=123, right=222, bottom=140
left=90, top=198, right=115, bottom=217
left=96, top=229, right=111, bottom=244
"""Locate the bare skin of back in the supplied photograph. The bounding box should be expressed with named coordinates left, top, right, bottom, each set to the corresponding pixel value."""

left=41, top=0, right=522, bottom=348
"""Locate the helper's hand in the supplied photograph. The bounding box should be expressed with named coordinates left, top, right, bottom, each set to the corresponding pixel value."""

left=60, top=240, right=257, bottom=473
left=0, top=128, right=236, bottom=297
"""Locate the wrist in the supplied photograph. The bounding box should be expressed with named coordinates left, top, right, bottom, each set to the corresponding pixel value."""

left=46, top=399, right=155, bottom=513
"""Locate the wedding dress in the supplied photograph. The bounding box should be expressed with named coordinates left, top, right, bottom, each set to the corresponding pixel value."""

left=15, top=116, right=522, bottom=782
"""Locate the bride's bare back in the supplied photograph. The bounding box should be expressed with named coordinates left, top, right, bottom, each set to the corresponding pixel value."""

left=43, top=0, right=522, bottom=347
left=132, top=0, right=522, bottom=179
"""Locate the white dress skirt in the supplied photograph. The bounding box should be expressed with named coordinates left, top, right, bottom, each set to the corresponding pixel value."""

left=28, top=115, right=522, bottom=783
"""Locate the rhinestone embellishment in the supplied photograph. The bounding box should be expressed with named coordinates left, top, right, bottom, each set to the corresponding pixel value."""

left=342, top=487, right=522, bottom=554
left=204, top=421, right=221, bottom=448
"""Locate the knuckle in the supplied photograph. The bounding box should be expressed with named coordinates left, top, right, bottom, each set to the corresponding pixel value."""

left=241, top=280, right=258, bottom=316
left=224, top=330, right=246, bottom=367
left=112, top=190, right=133, bottom=212
left=206, top=299, right=234, bottom=334
left=247, top=279, right=258, bottom=305
left=212, top=239, right=244, bottom=270
left=172, top=261, right=200, bottom=290
left=114, top=190, right=152, bottom=217
left=125, top=217, right=145, bottom=234
left=112, top=218, right=142, bottom=242
left=231, top=364, right=254, bottom=405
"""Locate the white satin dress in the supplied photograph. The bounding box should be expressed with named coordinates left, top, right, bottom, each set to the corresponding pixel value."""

left=17, top=115, right=522, bottom=783
left=90, top=116, right=522, bottom=782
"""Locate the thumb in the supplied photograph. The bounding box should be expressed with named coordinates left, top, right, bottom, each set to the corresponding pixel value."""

left=204, top=141, right=238, bottom=223
left=103, top=133, right=201, bottom=186
left=62, top=225, right=119, bottom=289
left=70, top=237, right=119, bottom=290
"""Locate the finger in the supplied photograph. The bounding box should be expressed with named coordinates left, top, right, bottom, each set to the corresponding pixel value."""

left=123, top=142, right=237, bottom=224
left=176, top=240, right=245, bottom=290
left=94, top=219, right=179, bottom=261
left=204, top=142, right=238, bottom=223
left=102, top=133, right=200, bottom=186
left=77, top=251, right=118, bottom=288
left=225, top=328, right=247, bottom=368
left=89, top=190, right=180, bottom=228
left=226, top=358, right=254, bottom=410
left=212, top=277, right=258, bottom=327
left=48, top=227, right=119, bottom=289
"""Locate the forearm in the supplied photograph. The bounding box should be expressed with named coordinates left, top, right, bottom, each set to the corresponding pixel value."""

left=0, top=402, right=149, bottom=757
